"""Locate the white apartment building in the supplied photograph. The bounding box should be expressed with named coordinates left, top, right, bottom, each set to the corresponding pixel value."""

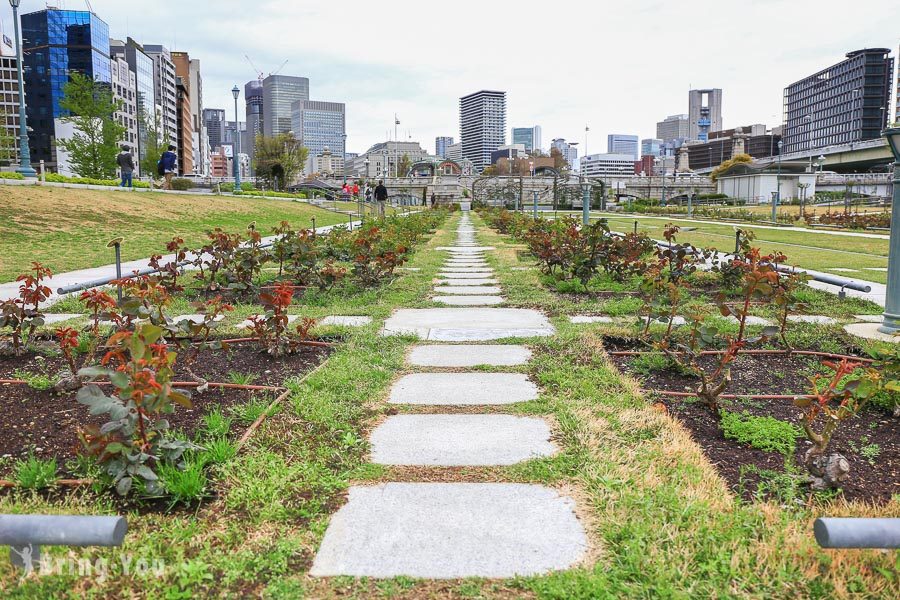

left=143, top=45, right=178, bottom=146
left=111, top=54, right=138, bottom=151
left=580, top=153, right=635, bottom=177
left=460, top=90, right=506, bottom=172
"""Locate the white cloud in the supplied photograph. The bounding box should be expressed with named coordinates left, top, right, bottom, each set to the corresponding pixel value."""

left=10, top=0, right=899, bottom=154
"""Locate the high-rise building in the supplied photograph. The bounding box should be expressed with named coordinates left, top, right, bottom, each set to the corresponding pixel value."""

left=435, top=136, right=454, bottom=158
left=551, top=138, right=578, bottom=168
left=110, top=54, right=138, bottom=153
left=244, top=80, right=263, bottom=167
left=111, top=38, right=156, bottom=174
left=0, top=25, right=22, bottom=166
left=171, top=52, right=194, bottom=176
left=656, top=114, right=689, bottom=144
left=203, top=109, right=226, bottom=152
left=783, top=48, right=894, bottom=154
left=689, top=89, right=723, bottom=141
left=607, top=134, right=639, bottom=160
left=188, top=58, right=206, bottom=176
left=143, top=45, right=178, bottom=148
left=291, top=100, right=346, bottom=175
left=21, top=9, right=111, bottom=171
left=641, top=138, right=662, bottom=157
left=446, top=142, right=463, bottom=161
left=580, top=153, right=635, bottom=177
left=459, top=90, right=506, bottom=172
left=263, top=75, right=309, bottom=137
left=511, top=126, right=542, bottom=153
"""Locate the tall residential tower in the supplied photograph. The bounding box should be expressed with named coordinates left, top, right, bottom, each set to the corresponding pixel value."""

left=459, top=90, right=506, bottom=172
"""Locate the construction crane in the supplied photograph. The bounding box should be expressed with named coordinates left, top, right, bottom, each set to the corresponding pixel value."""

left=244, top=56, right=290, bottom=84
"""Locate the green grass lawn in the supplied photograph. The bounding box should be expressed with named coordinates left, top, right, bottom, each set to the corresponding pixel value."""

left=0, top=185, right=348, bottom=282
left=590, top=213, right=890, bottom=284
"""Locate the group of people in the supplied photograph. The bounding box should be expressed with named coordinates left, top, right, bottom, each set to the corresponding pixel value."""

left=342, top=180, right=389, bottom=217
left=115, top=145, right=178, bottom=190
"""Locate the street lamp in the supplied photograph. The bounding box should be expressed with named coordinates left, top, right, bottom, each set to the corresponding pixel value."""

left=878, top=126, right=900, bottom=334
left=231, top=85, right=241, bottom=193
left=342, top=133, right=348, bottom=185
left=773, top=140, right=783, bottom=222
left=9, top=0, right=35, bottom=178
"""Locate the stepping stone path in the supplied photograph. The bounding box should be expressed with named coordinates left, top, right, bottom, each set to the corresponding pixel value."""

left=788, top=315, right=838, bottom=325
left=435, top=278, right=499, bottom=286
left=319, top=316, right=372, bottom=327
left=314, top=210, right=586, bottom=579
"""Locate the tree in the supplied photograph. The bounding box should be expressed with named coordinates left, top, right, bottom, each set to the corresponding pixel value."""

left=139, top=110, right=170, bottom=179
left=550, top=147, right=569, bottom=173
left=397, top=153, right=412, bottom=177
left=254, top=133, right=308, bottom=191
left=57, top=73, right=126, bottom=179
left=482, top=165, right=499, bottom=176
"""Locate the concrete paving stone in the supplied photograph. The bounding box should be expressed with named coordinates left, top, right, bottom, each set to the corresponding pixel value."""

left=310, top=483, right=587, bottom=578
left=382, top=308, right=555, bottom=340
left=854, top=314, right=884, bottom=323
left=844, top=322, right=899, bottom=344
left=724, top=315, right=775, bottom=326
left=436, top=246, right=495, bottom=252
left=370, top=414, right=556, bottom=466
left=434, top=286, right=503, bottom=296
left=171, top=314, right=225, bottom=325
left=787, top=315, right=838, bottom=325
left=569, top=315, right=614, bottom=324
left=43, top=314, right=86, bottom=325
left=435, top=278, right=499, bottom=286
left=320, top=316, right=373, bottom=327
left=434, top=295, right=504, bottom=306
left=389, top=372, right=539, bottom=405
left=407, top=344, right=532, bottom=367
left=440, top=269, right=494, bottom=274
left=642, top=316, right=687, bottom=327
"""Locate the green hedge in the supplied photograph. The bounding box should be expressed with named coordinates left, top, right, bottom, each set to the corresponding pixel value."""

left=0, top=171, right=25, bottom=180
left=45, top=173, right=151, bottom=188
left=170, top=178, right=194, bottom=191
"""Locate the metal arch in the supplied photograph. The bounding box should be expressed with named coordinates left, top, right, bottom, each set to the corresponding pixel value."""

left=534, top=166, right=561, bottom=178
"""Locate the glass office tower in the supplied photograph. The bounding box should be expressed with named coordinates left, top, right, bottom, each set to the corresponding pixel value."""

left=21, top=9, right=111, bottom=169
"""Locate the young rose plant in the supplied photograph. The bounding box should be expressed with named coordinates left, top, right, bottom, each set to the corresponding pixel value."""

left=249, top=282, right=318, bottom=356
left=0, top=262, right=53, bottom=356
left=76, top=323, right=197, bottom=496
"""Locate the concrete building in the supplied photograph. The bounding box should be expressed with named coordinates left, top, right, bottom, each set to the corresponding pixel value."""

left=110, top=38, right=156, bottom=174
left=511, top=126, right=542, bottom=153
left=580, top=153, right=635, bottom=177
left=490, top=144, right=528, bottom=166
left=143, top=45, right=178, bottom=149
left=460, top=90, right=506, bottom=172
left=716, top=161, right=816, bottom=204
left=551, top=138, right=578, bottom=169
left=783, top=48, right=894, bottom=154
left=188, top=58, right=206, bottom=176
left=686, top=126, right=781, bottom=171
left=203, top=108, right=226, bottom=152
left=291, top=100, right=345, bottom=175
left=21, top=9, right=111, bottom=172
left=110, top=54, right=138, bottom=154
left=656, top=114, right=690, bottom=144
left=353, top=141, right=430, bottom=178
left=688, top=89, right=723, bottom=141
left=608, top=134, right=639, bottom=160
left=640, top=138, right=662, bottom=157
left=0, top=25, right=22, bottom=167
left=446, top=141, right=463, bottom=161
left=435, top=136, right=454, bottom=158
left=244, top=80, right=263, bottom=168
left=263, top=75, right=309, bottom=136
left=171, top=52, right=194, bottom=176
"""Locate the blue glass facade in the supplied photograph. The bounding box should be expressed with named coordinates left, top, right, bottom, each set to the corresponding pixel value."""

left=21, top=9, right=111, bottom=167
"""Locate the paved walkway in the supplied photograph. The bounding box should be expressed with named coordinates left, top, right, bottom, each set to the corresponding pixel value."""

left=311, top=211, right=587, bottom=579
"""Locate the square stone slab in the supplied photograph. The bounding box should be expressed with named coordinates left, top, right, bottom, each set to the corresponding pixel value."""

left=434, top=295, right=504, bottom=306
left=370, top=414, right=557, bottom=466
left=724, top=315, right=774, bottom=327
left=436, top=246, right=495, bottom=252
left=788, top=315, right=838, bottom=325
left=844, top=322, right=899, bottom=344
left=172, top=314, right=226, bottom=325
left=43, top=314, right=86, bottom=325
left=408, top=344, right=532, bottom=367
left=440, top=270, right=494, bottom=275
left=569, top=315, right=614, bottom=324
left=239, top=315, right=299, bottom=329
left=435, top=278, right=499, bottom=286
left=434, top=286, right=503, bottom=296
left=389, top=373, right=538, bottom=405
left=382, top=308, right=556, bottom=340
left=854, top=314, right=884, bottom=323
left=320, top=316, right=373, bottom=327
left=310, top=483, right=587, bottom=578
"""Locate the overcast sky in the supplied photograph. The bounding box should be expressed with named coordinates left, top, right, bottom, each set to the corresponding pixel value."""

left=6, top=0, right=899, bottom=155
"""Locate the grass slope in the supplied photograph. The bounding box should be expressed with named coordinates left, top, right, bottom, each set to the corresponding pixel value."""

left=0, top=186, right=348, bottom=282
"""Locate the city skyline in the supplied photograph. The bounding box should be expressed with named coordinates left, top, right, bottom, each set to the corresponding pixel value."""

left=2, top=0, right=898, bottom=158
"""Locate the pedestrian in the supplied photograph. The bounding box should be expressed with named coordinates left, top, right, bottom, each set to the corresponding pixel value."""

left=352, top=182, right=360, bottom=199
left=116, top=145, right=135, bottom=188
left=374, top=180, right=388, bottom=218
left=158, top=145, right=177, bottom=190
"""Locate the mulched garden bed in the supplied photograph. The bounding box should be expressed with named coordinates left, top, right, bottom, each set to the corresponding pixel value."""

left=604, top=338, right=899, bottom=504
left=0, top=342, right=331, bottom=470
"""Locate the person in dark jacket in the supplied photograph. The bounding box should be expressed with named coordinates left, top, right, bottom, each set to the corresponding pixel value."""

left=159, top=145, right=177, bottom=190
left=116, top=145, right=135, bottom=188
left=374, top=180, right=388, bottom=218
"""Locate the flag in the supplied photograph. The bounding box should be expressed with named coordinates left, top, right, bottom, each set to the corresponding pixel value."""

left=395, top=114, right=400, bottom=125
left=585, top=125, right=590, bottom=132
